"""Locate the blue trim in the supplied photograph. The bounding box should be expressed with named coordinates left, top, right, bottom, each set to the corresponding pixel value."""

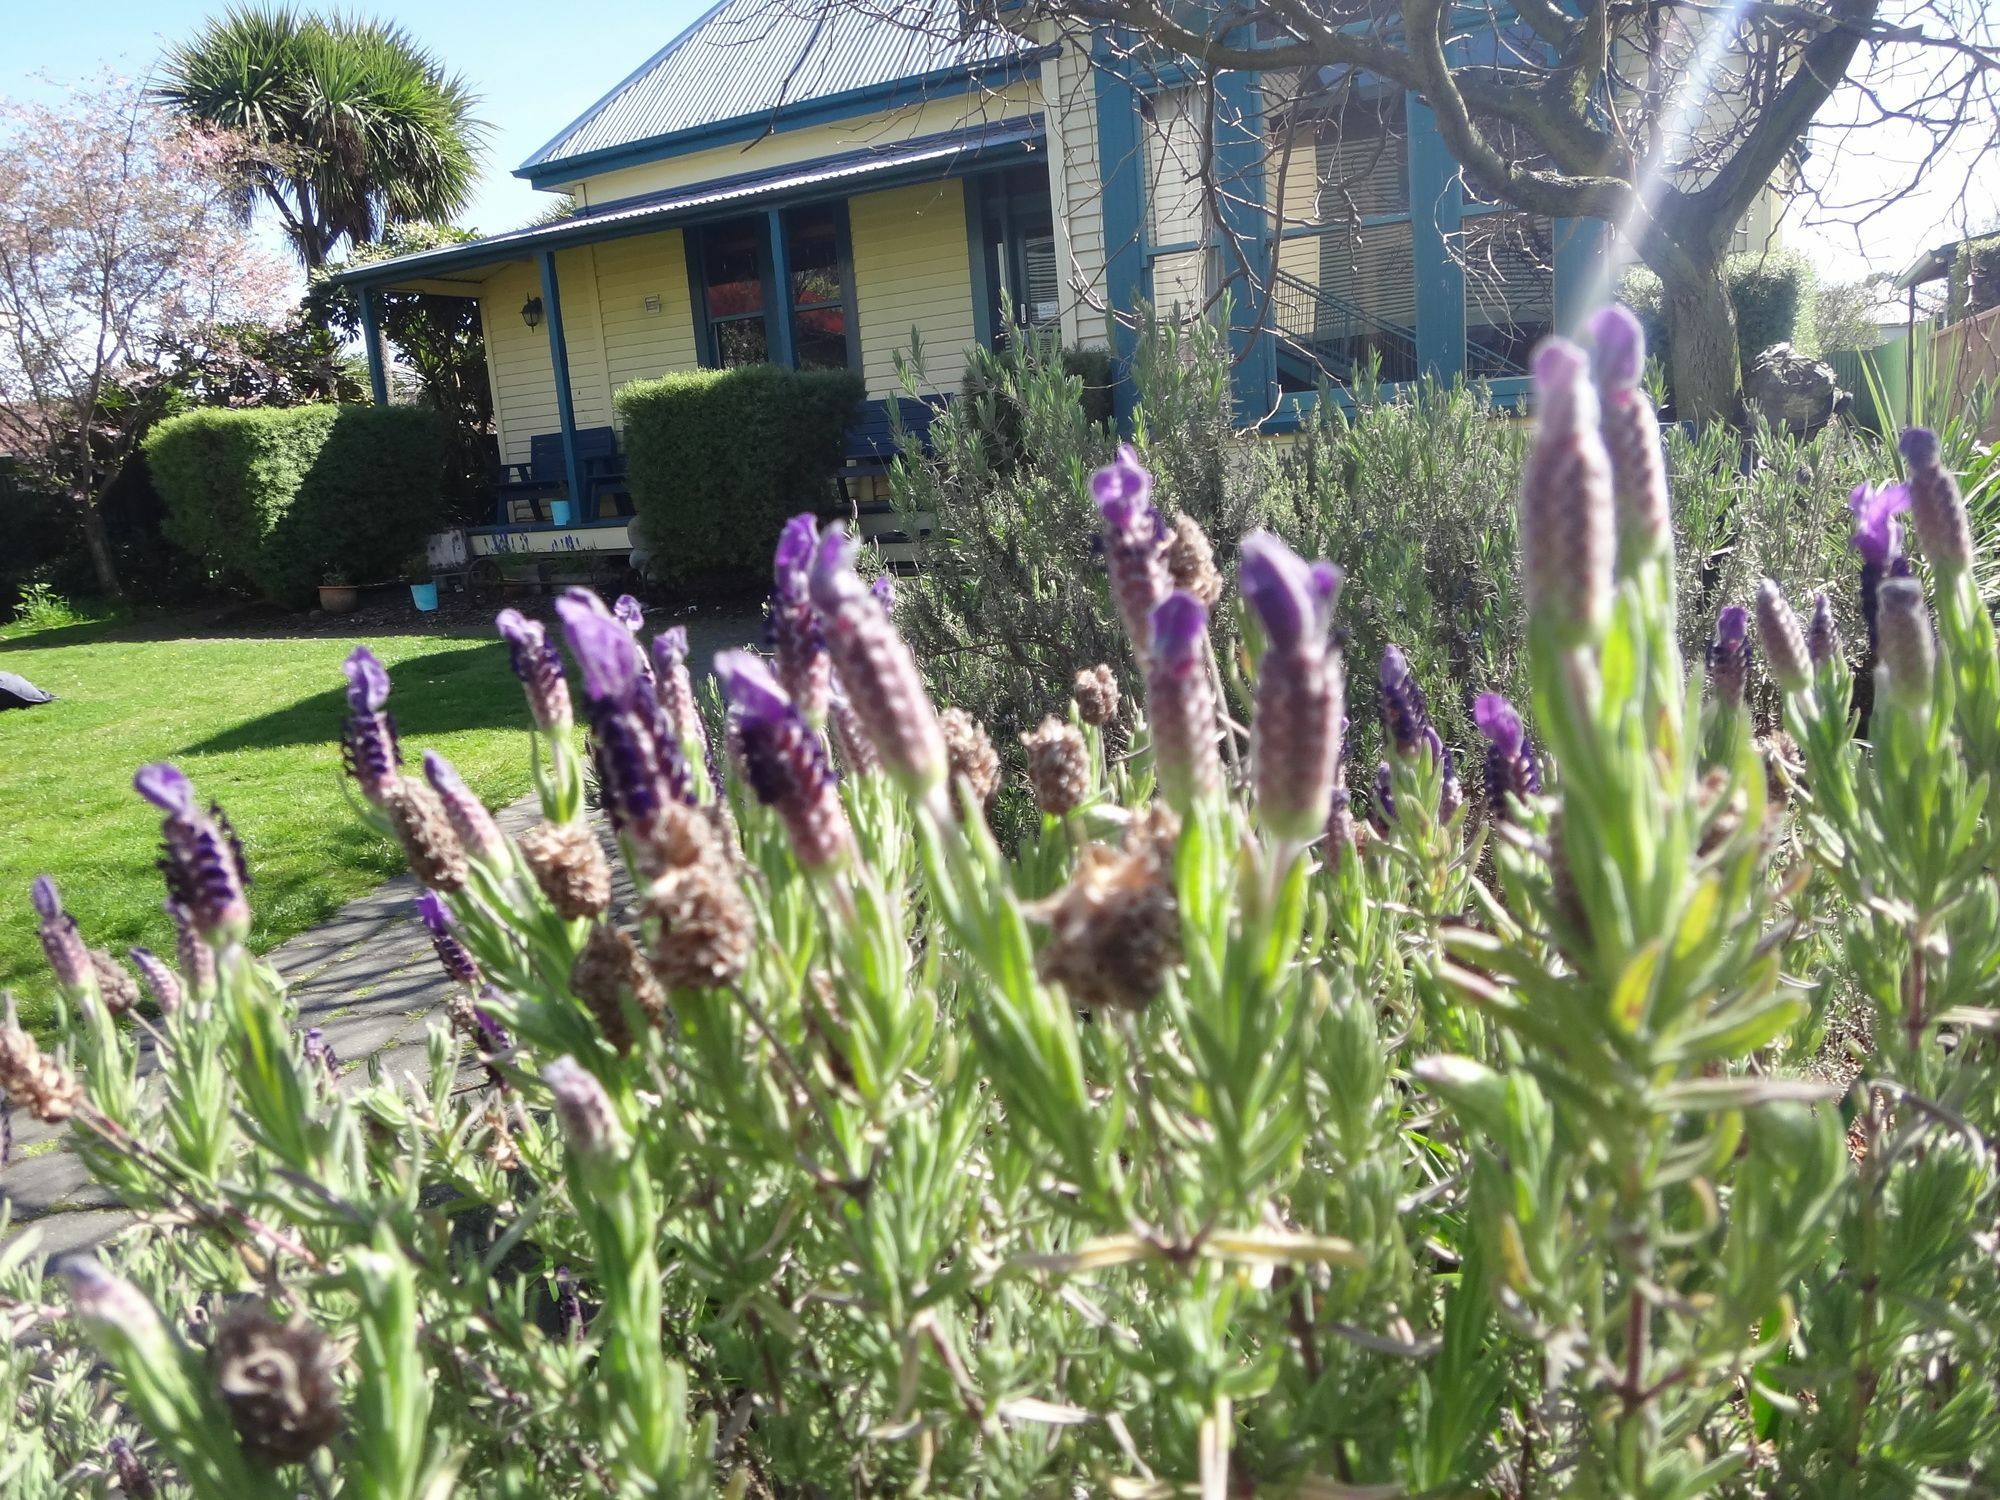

left=358, top=287, right=388, bottom=406
left=521, top=53, right=1052, bottom=187
left=1261, top=375, right=1531, bottom=433
left=1094, top=63, right=1146, bottom=432
left=538, top=250, right=583, bottom=508
left=963, top=173, right=996, bottom=349
left=1407, top=92, right=1464, bottom=379
left=765, top=208, right=795, bottom=369
left=1552, top=216, right=1604, bottom=339
left=1214, top=68, right=1273, bottom=417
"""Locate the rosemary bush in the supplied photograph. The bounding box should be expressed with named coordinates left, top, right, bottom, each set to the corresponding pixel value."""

left=8, top=306, right=2000, bottom=1497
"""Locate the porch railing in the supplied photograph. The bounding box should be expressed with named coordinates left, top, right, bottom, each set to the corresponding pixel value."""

left=1269, top=269, right=1419, bottom=384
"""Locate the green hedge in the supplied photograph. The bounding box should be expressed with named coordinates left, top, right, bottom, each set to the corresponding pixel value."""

left=1619, top=251, right=1821, bottom=390
left=617, top=364, right=863, bottom=583
left=145, top=405, right=446, bottom=608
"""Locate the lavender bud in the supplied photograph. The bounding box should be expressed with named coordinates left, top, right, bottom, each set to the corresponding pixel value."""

left=135, top=765, right=250, bottom=945
left=769, top=513, right=831, bottom=728
left=1807, top=591, right=1841, bottom=669
left=1850, top=482, right=1911, bottom=650
left=1092, top=445, right=1171, bottom=654
left=416, top=890, right=480, bottom=987
left=1325, top=786, right=1362, bottom=868
left=1899, top=427, right=1973, bottom=575
left=1588, top=305, right=1669, bottom=564
left=716, top=650, right=851, bottom=869
left=1754, top=578, right=1812, bottom=694
left=1371, top=761, right=1396, bottom=834
left=650, top=627, right=710, bottom=766
left=1522, top=340, right=1615, bottom=645
left=541, top=1055, right=627, bottom=1162
left=1241, top=532, right=1345, bottom=841
left=339, top=646, right=401, bottom=806
left=1439, top=745, right=1464, bottom=823
left=0, top=997, right=81, bottom=1123
left=496, top=609, right=574, bottom=732
left=1144, top=591, right=1220, bottom=814
left=1378, top=646, right=1435, bottom=761
left=422, top=752, right=507, bottom=867
left=828, top=687, right=880, bottom=778
left=64, top=1257, right=160, bottom=1337
left=166, top=899, right=215, bottom=1001
left=1875, top=576, right=1935, bottom=712
left=808, top=526, right=948, bottom=804
left=1706, top=606, right=1750, bottom=711
left=129, top=946, right=181, bottom=1015
left=31, top=876, right=92, bottom=998
left=1473, top=692, right=1540, bottom=822
left=91, top=952, right=139, bottom=1017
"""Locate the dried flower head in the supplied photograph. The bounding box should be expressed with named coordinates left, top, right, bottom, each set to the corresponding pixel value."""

left=1165, top=513, right=1224, bottom=608
left=1092, top=445, right=1171, bottom=654
left=1241, top=532, right=1345, bottom=841
left=941, top=707, right=1002, bottom=812
left=542, top=1054, right=628, bottom=1162
left=1899, top=427, right=1972, bottom=575
left=1035, top=815, right=1181, bottom=1011
left=496, top=608, right=574, bottom=732
left=209, top=1303, right=343, bottom=1466
left=1706, top=607, right=1751, bottom=712
left=1145, top=591, right=1221, bottom=814
left=520, top=820, right=613, bottom=920
left=422, top=751, right=507, bottom=867
left=1589, top=305, right=1670, bottom=564
left=1073, top=664, right=1120, bottom=727
left=571, top=924, right=666, bottom=1052
left=340, top=646, right=401, bottom=806
left=643, top=804, right=753, bottom=990
left=135, top=765, right=250, bottom=945
left=0, top=995, right=81, bottom=1122
left=1755, top=578, right=1812, bottom=694
left=90, top=951, right=139, bottom=1016
left=1022, top=716, right=1090, bottom=818
left=1760, top=729, right=1803, bottom=811
left=1521, top=339, right=1614, bottom=645
left=109, top=1436, right=156, bottom=1499
left=383, top=776, right=469, bottom=893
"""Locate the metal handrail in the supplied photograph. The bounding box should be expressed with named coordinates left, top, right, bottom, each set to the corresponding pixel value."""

left=1270, top=268, right=1418, bottom=383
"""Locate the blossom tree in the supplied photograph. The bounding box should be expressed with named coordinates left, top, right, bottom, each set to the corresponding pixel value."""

left=0, top=79, right=292, bottom=598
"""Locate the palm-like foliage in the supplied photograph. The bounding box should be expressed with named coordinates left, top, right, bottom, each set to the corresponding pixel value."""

left=155, top=6, right=486, bottom=270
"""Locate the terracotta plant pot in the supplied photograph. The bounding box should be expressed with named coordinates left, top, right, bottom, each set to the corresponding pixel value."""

left=318, top=584, right=359, bottom=614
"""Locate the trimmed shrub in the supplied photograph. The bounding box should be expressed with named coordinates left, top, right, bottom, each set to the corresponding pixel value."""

left=618, top=364, right=863, bottom=584
left=146, top=404, right=446, bottom=607
left=1619, top=249, right=1821, bottom=395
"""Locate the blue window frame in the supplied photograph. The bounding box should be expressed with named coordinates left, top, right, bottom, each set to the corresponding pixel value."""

left=685, top=203, right=861, bottom=373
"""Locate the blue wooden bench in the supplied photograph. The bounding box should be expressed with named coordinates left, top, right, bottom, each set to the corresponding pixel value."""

left=842, top=397, right=948, bottom=542
left=492, top=427, right=632, bottom=524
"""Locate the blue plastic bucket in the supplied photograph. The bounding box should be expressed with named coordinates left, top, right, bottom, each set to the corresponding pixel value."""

left=410, top=582, right=439, bottom=612
left=549, top=500, right=574, bottom=526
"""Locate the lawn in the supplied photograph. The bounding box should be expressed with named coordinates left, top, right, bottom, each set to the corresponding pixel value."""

left=0, top=614, right=540, bottom=1034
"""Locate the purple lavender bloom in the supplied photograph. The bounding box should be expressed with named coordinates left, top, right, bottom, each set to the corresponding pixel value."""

left=871, top=574, right=896, bottom=614
left=809, top=525, right=948, bottom=804
left=1378, top=646, right=1436, bottom=761
left=717, top=650, right=849, bottom=869
left=165, top=899, right=215, bottom=1000
left=1849, top=482, right=1910, bottom=571
left=1092, top=445, right=1171, bottom=655
left=129, top=947, right=181, bottom=1016
left=1899, top=427, right=1973, bottom=574
left=423, top=752, right=507, bottom=867
left=650, top=626, right=711, bottom=766
left=415, top=889, right=480, bottom=987
left=135, top=764, right=250, bottom=944
left=557, top=593, right=689, bottom=840
left=339, top=646, right=401, bottom=806
left=1145, top=590, right=1220, bottom=813
left=769, top=513, right=830, bottom=728
left=301, top=1026, right=339, bottom=1080
left=1371, top=761, right=1396, bottom=834
left=1522, top=340, right=1615, bottom=644
left=1875, top=575, right=1935, bottom=712
left=1240, top=532, right=1345, bottom=840
left=1474, top=692, right=1541, bottom=822
left=1588, top=306, right=1669, bottom=564
left=496, top=609, right=574, bottom=733
left=31, top=876, right=91, bottom=997
left=1706, top=606, right=1751, bottom=711
left=613, top=596, right=656, bottom=683
left=1807, top=591, right=1841, bottom=669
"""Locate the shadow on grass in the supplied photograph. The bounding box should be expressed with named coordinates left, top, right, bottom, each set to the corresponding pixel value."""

left=180, top=644, right=524, bottom=756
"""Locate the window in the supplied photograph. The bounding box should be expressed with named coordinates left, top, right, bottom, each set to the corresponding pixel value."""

left=785, top=204, right=854, bottom=372
left=700, top=216, right=768, bottom=367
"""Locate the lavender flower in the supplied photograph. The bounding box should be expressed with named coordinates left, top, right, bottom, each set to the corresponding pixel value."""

left=871, top=574, right=896, bottom=614
left=1521, top=340, right=1615, bottom=646
left=650, top=626, right=713, bottom=769
left=416, top=890, right=480, bottom=987
left=1473, top=693, right=1541, bottom=821
left=542, top=1055, right=627, bottom=1163
left=129, top=946, right=181, bottom=1015
left=1706, top=606, right=1750, bottom=711
left=1588, top=305, right=1670, bottom=564
left=769, top=513, right=831, bottom=728
left=135, top=764, right=250, bottom=944
left=340, top=646, right=401, bottom=806
left=717, top=651, right=850, bottom=869
left=1371, top=761, right=1396, bottom=834
left=1145, top=591, right=1220, bottom=813
left=828, top=686, right=880, bottom=778
left=1875, top=576, right=1935, bottom=713
left=1378, top=646, right=1437, bottom=762
left=557, top=591, right=689, bottom=845
left=1240, top=531, right=1345, bottom=841
left=166, top=899, right=215, bottom=1000
left=809, top=525, right=948, bottom=805
left=1899, top=427, right=1972, bottom=575
left=1808, top=591, right=1842, bottom=669
left=423, top=751, right=507, bottom=867
left=301, top=1026, right=339, bottom=1080
left=31, top=876, right=91, bottom=998
left=496, top=609, right=574, bottom=733
left=1850, top=482, right=1912, bottom=650
left=1755, top=578, right=1812, bottom=694
left=1092, top=445, right=1171, bottom=655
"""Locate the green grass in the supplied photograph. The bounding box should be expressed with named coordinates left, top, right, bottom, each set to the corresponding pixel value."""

left=0, top=615, right=540, bottom=1035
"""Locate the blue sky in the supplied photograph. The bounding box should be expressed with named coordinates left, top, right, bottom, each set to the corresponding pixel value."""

left=2, top=0, right=710, bottom=242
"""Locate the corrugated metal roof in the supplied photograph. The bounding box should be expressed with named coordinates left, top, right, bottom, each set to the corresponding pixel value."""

left=336, top=115, right=1045, bottom=287
left=523, top=0, right=1033, bottom=174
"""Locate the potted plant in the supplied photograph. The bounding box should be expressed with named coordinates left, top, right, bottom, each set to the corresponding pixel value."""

left=318, top=568, right=358, bottom=614
left=404, top=551, right=439, bottom=613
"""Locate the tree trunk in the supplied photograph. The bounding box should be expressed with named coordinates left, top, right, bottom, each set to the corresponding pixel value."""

left=75, top=496, right=125, bottom=601
left=1662, top=268, right=1742, bottom=427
